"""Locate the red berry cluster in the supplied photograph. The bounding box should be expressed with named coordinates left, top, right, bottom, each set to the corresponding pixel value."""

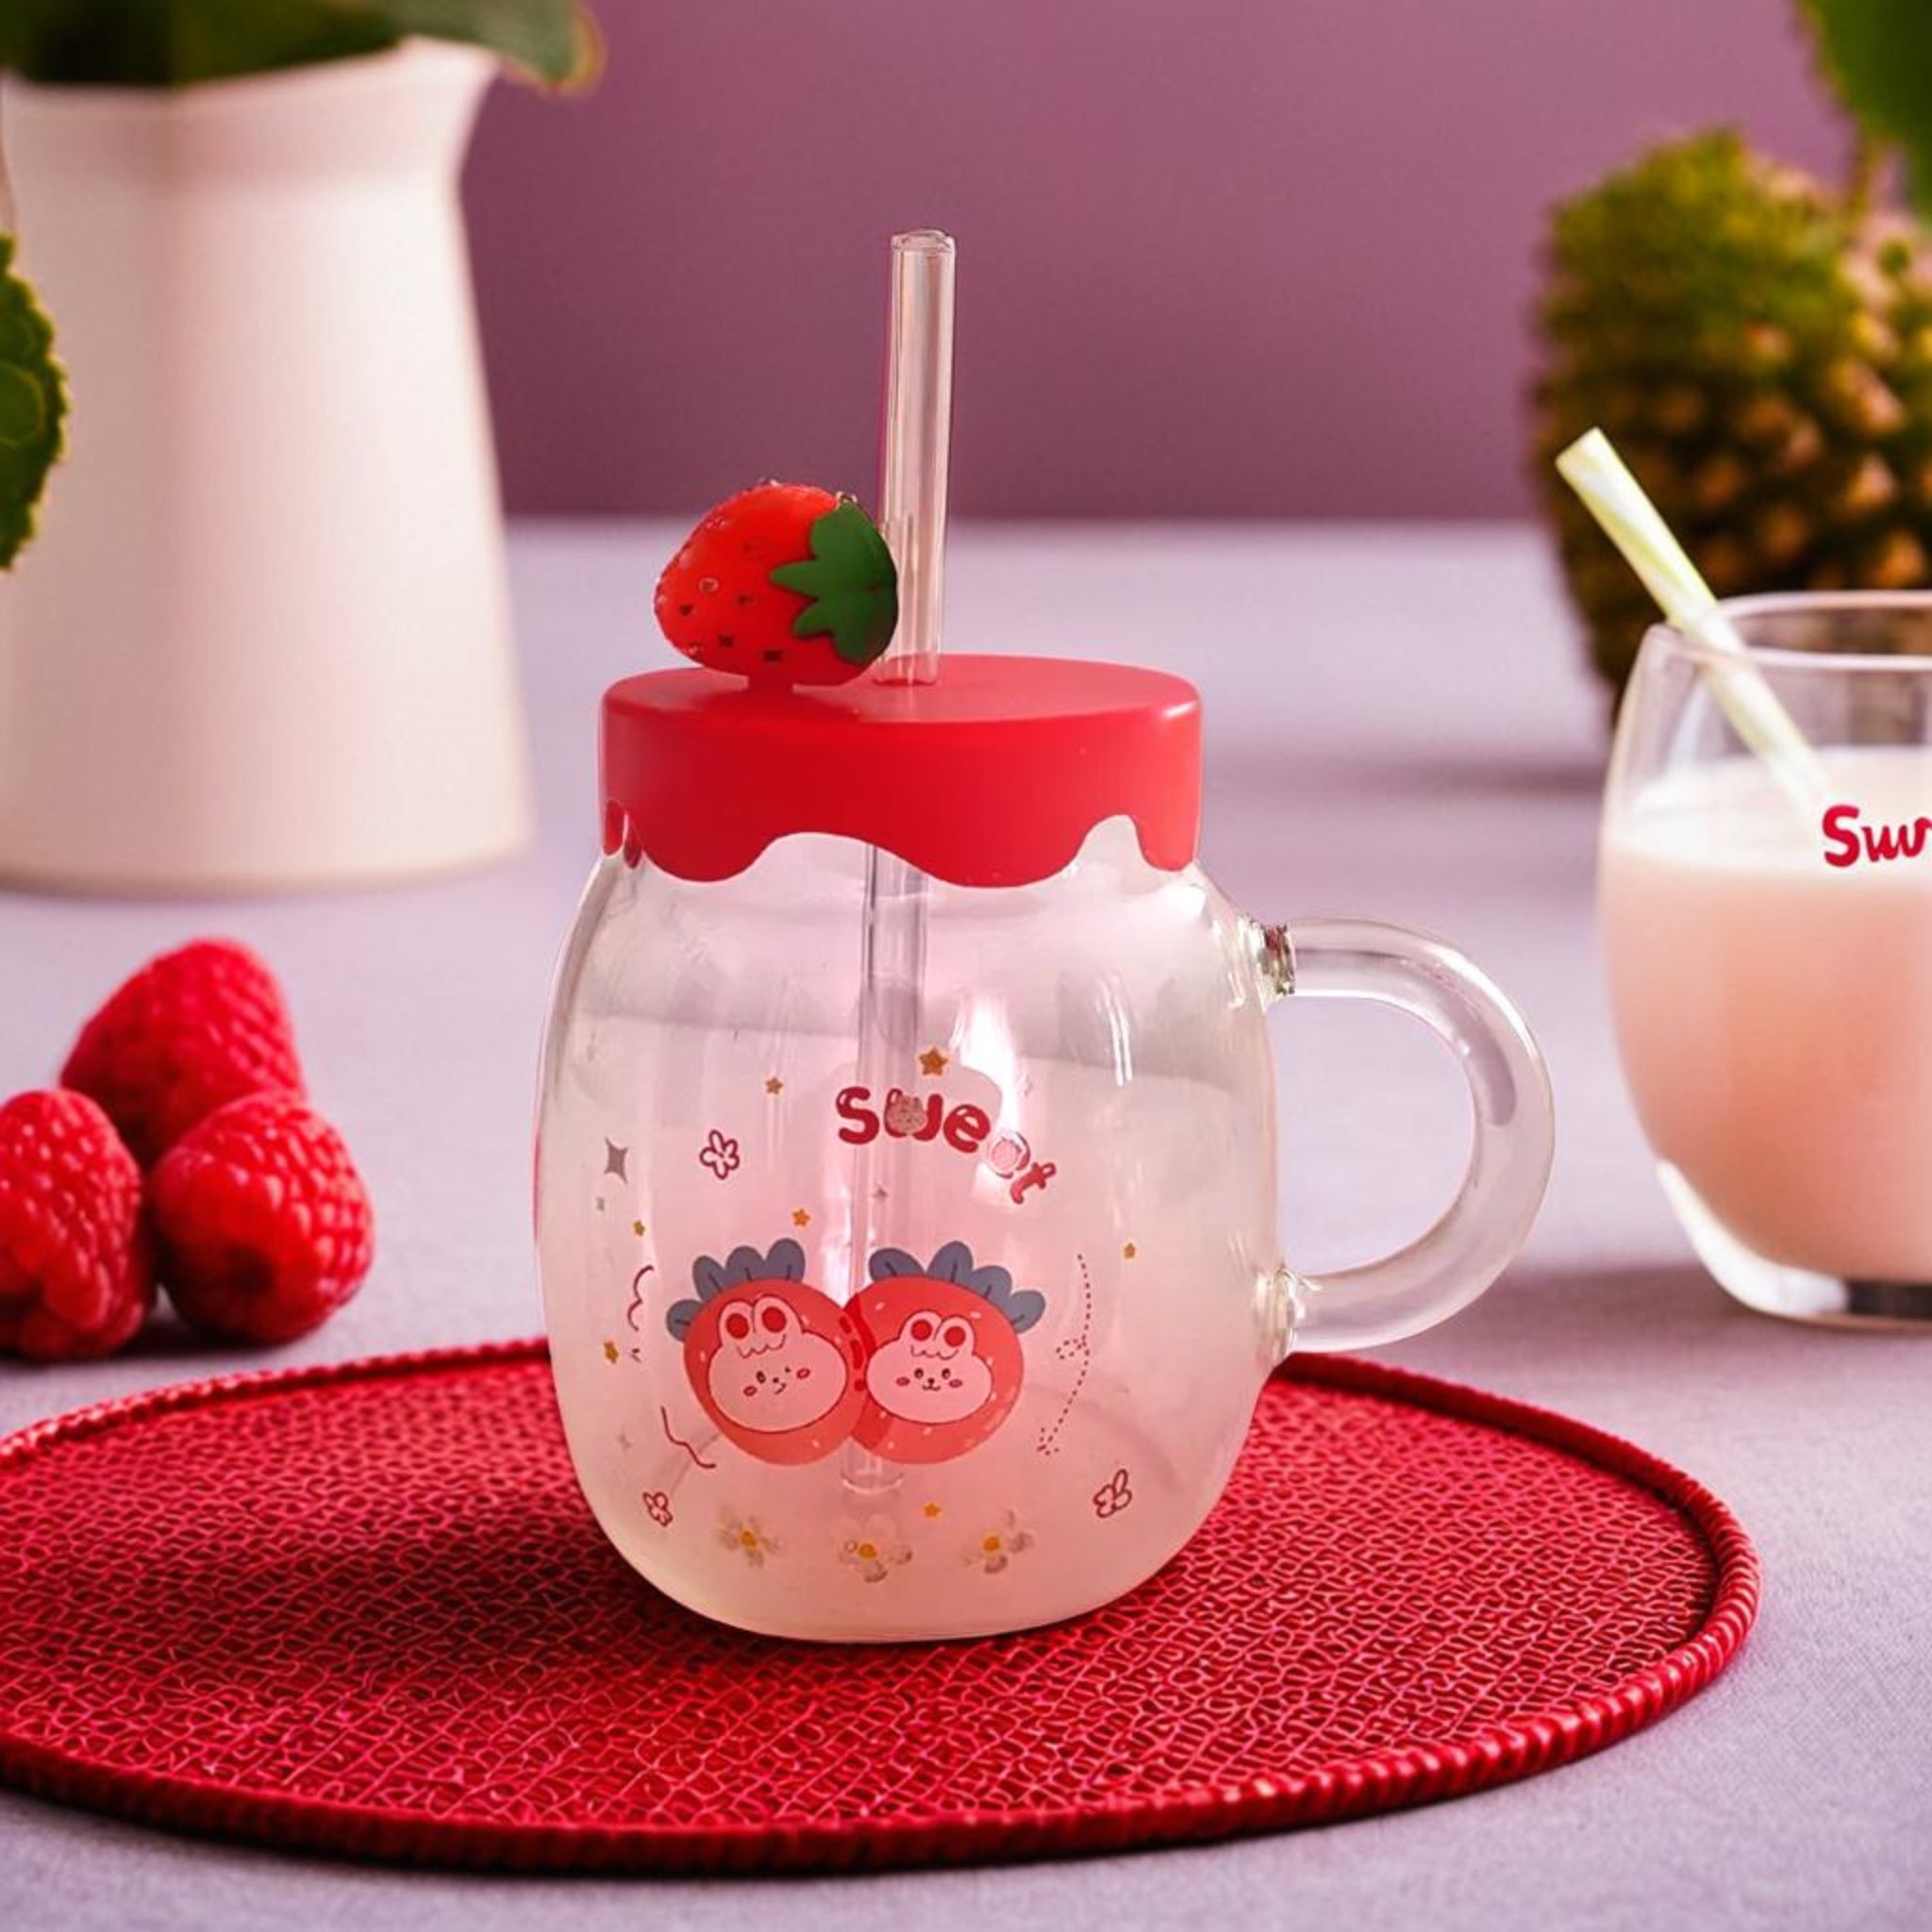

left=0, top=940, right=374, bottom=1361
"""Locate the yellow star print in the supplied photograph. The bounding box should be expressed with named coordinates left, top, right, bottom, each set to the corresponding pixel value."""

left=918, top=1046, right=949, bottom=1076
left=765, top=1075, right=785, bottom=1095
left=602, top=1340, right=619, bottom=1363
left=1123, top=1242, right=1138, bottom=1260
left=791, top=1208, right=811, bottom=1228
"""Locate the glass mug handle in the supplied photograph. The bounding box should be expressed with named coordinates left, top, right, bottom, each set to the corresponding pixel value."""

left=1253, top=917, right=1555, bottom=1352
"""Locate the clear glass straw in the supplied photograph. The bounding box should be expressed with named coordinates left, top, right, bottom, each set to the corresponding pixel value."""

left=841, top=230, right=957, bottom=1504
left=876, top=230, right=955, bottom=685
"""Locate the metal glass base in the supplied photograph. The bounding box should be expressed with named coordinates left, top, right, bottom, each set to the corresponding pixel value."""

left=1660, top=1166, right=1932, bottom=1329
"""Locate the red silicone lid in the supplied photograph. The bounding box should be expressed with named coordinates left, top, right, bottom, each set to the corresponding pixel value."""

left=600, top=654, right=1201, bottom=887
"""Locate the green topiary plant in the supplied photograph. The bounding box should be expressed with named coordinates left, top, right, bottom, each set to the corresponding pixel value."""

left=1532, top=0, right=1932, bottom=705
left=0, top=238, right=65, bottom=570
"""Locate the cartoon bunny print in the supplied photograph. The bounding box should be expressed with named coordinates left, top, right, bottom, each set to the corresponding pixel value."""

left=850, top=1241, right=1046, bottom=1462
left=708, top=1291, right=848, bottom=1434
left=665, top=1239, right=867, bottom=1465
left=665, top=1235, right=1047, bottom=1467
left=864, top=1307, right=995, bottom=1426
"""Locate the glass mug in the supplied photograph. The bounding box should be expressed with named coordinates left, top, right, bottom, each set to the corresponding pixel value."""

left=1603, top=592, right=1932, bottom=1325
left=538, top=657, right=1554, bottom=1639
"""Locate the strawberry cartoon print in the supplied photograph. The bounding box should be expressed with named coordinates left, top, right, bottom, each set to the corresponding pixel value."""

left=851, top=1241, right=1045, bottom=1463
left=666, top=1240, right=866, bottom=1465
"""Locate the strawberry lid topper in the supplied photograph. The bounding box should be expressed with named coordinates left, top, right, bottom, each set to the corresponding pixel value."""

left=655, top=483, right=898, bottom=689
left=609, top=229, right=1202, bottom=886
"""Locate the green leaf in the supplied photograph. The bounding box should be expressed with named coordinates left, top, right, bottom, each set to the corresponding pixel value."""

left=1801, top=0, right=1932, bottom=213
left=345, top=0, right=599, bottom=87
left=0, top=236, right=68, bottom=572
left=0, top=0, right=598, bottom=89
left=769, top=502, right=900, bottom=667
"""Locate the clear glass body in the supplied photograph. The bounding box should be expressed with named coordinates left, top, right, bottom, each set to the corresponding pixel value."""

left=540, top=819, right=1553, bottom=1640
left=1602, top=593, right=1932, bottom=1324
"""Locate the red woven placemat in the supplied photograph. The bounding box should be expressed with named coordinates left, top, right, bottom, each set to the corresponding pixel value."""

left=0, top=1341, right=1757, bottom=1873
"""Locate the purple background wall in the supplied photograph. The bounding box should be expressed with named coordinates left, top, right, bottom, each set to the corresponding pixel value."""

left=465, top=1, right=1845, bottom=520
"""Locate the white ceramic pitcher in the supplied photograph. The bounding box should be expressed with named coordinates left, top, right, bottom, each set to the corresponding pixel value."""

left=0, top=42, right=527, bottom=891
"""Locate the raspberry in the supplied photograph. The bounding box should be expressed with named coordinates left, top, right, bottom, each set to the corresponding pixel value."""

left=0, top=1090, right=153, bottom=1360
left=151, top=1095, right=374, bottom=1345
left=61, top=939, right=304, bottom=1166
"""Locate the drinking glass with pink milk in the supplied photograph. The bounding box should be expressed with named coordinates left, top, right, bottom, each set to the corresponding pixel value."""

left=1601, top=592, right=1932, bottom=1324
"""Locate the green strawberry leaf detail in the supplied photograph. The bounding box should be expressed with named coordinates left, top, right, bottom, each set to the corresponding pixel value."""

left=769, top=501, right=899, bottom=666
left=0, top=235, right=67, bottom=573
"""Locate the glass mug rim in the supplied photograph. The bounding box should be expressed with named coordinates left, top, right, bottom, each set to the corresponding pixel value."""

left=1644, top=590, right=1932, bottom=677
